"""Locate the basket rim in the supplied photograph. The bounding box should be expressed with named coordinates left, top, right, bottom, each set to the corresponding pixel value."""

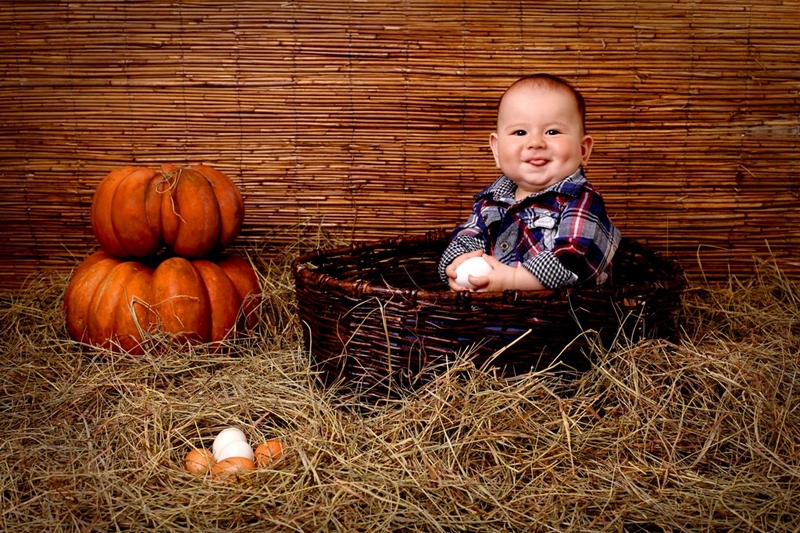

left=291, top=229, right=686, bottom=304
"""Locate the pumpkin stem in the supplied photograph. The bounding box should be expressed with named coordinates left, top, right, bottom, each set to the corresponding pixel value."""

left=156, top=168, right=182, bottom=195
left=155, top=168, right=186, bottom=221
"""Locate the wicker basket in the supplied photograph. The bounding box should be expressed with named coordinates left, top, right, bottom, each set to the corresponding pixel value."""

left=292, top=229, right=686, bottom=401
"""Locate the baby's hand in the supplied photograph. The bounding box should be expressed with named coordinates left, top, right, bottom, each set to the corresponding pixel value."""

left=446, top=250, right=484, bottom=291
left=470, top=255, right=515, bottom=292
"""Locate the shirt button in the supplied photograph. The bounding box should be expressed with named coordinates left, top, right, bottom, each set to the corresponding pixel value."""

left=499, top=241, right=510, bottom=251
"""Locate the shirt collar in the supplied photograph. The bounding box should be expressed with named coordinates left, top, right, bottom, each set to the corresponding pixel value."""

left=477, top=167, right=587, bottom=203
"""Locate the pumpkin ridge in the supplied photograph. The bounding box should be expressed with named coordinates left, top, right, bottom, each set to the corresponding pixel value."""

left=151, top=257, right=211, bottom=343
left=171, top=168, right=221, bottom=258
left=191, top=164, right=244, bottom=251
left=112, top=264, right=155, bottom=354
left=110, top=167, right=161, bottom=257
left=194, top=259, right=242, bottom=346
left=92, top=166, right=139, bottom=257
left=87, top=262, right=138, bottom=350
left=158, top=169, right=182, bottom=249
left=64, top=253, right=121, bottom=342
left=218, top=254, right=261, bottom=330
left=144, top=173, right=164, bottom=249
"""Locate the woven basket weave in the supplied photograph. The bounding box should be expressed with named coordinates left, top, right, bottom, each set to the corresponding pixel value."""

left=292, top=229, right=686, bottom=401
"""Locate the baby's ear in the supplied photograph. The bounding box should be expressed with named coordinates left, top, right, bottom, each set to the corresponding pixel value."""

left=489, top=132, right=501, bottom=168
left=580, top=134, right=594, bottom=165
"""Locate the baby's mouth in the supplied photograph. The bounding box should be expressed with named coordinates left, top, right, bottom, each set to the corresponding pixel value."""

left=525, top=157, right=548, bottom=166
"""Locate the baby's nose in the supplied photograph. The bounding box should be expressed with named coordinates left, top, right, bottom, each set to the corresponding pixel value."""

left=527, top=134, right=545, bottom=148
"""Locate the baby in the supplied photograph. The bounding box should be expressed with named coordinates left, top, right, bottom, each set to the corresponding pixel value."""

left=439, top=73, right=621, bottom=291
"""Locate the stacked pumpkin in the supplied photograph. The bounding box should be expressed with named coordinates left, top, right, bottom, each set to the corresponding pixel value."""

left=64, top=164, right=260, bottom=354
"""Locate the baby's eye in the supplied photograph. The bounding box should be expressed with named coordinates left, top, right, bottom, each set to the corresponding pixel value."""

left=512, top=130, right=527, bottom=136
left=545, top=129, right=561, bottom=135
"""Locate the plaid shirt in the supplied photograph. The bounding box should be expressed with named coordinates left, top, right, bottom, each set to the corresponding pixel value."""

left=439, top=168, right=620, bottom=289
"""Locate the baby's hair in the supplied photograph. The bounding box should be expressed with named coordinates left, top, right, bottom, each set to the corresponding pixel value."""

left=500, top=73, right=587, bottom=132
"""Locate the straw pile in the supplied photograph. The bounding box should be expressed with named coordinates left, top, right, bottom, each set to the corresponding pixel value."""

left=1, top=0, right=799, bottom=291
left=2, top=230, right=799, bottom=532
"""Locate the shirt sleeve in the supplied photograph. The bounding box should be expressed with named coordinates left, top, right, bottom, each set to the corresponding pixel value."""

left=523, top=250, right=579, bottom=288
left=437, top=202, right=493, bottom=284
left=526, top=188, right=620, bottom=288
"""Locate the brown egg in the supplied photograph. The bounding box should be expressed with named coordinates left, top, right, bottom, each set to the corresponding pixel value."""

left=211, top=457, right=256, bottom=481
left=184, top=448, right=215, bottom=475
left=254, top=438, right=286, bottom=467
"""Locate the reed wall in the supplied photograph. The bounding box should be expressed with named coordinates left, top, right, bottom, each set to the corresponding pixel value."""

left=1, top=0, right=798, bottom=291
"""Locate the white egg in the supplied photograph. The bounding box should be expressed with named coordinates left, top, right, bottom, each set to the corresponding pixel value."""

left=215, top=439, right=255, bottom=462
left=454, top=256, right=493, bottom=289
left=212, top=427, right=248, bottom=459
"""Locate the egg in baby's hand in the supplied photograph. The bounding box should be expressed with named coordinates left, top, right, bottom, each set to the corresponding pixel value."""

left=454, top=256, right=493, bottom=289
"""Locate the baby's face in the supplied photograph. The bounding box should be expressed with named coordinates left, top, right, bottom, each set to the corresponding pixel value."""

left=490, top=85, right=593, bottom=199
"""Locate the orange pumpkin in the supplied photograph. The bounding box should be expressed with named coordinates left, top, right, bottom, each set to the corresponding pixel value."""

left=91, top=164, right=244, bottom=259
left=64, top=251, right=260, bottom=353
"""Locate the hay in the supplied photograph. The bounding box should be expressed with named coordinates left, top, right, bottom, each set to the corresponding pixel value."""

left=2, top=234, right=800, bottom=531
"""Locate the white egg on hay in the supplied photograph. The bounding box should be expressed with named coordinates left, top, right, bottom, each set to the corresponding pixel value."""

left=215, top=439, right=255, bottom=462
left=212, top=427, right=248, bottom=460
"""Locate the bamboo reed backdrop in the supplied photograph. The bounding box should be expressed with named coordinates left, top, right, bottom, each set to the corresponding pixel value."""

left=1, top=0, right=798, bottom=291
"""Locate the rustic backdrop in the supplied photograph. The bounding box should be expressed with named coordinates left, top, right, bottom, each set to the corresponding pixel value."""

left=1, top=0, right=798, bottom=291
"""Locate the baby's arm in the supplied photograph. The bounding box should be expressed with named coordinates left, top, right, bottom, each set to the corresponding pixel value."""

left=447, top=253, right=546, bottom=292
left=468, top=255, right=546, bottom=292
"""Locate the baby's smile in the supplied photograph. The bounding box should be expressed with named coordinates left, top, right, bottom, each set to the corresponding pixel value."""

left=525, top=157, right=548, bottom=166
